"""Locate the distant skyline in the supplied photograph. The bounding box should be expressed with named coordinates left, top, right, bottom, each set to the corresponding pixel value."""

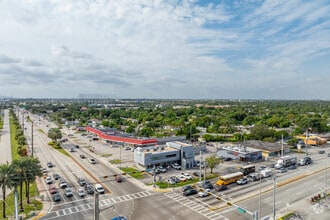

left=0, top=0, right=329, bottom=100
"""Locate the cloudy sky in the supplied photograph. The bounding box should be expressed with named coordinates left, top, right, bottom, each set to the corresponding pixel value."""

left=0, top=0, right=329, bottom=99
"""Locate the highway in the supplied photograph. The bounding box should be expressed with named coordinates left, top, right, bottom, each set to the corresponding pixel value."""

left=16, top=109, right=330, bottom=220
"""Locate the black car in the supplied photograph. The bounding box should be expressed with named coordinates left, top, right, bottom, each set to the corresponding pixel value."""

left=202, top=182, right=214, bottom=190
left=80, top=154, right=86, bottom=159
left=85, top=184, right=95, bottom=194
left=215, top=185, right=228, bottom=192
left=182, top=185, right=193, bottom=192
left=183, top=189, right=198, bottom=196
left=53, top=173, right=60, bottom=180
left=319, top=150, right=325, bottom=154
left=47, top=162, right=53, bottom=168
left=53, top=193, right=61, bottom=202
left=193, top=171, right=204, bottom=177
left=288, top=164, right=297, bottom=170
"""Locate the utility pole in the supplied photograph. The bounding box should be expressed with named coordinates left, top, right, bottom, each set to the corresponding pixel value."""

left=14, top=189, right=18, bottom=220
left=199, top=150, right=202, bottom=182
left=259, top=171, right=262, bottom=220
left=281, top=134, right=284, bottom=157
left=324, top=152, right=327, bottom=194
left=305, top=128, right=308, bottom=155
left=94, top=192, right=99, bottom=220
left=31, top=121, right=34, bottom=157
left=273, top=176, right=277, bottom=220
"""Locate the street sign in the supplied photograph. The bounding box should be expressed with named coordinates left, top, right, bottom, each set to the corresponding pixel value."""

left=237, top=207, right=246, bottom=213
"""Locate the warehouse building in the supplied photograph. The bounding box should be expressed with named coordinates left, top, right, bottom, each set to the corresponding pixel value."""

left=134, top=141, right=195, bottom=169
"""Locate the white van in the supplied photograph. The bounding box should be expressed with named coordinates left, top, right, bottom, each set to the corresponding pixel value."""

left=95, top=184, right=105, bottom=194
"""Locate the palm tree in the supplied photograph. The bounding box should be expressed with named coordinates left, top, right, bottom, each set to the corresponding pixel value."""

left=0, top=163, right=14, bottom=218
left=24, top=157, right=42, bottom=203
left=12, top=157, right=29, bottom=212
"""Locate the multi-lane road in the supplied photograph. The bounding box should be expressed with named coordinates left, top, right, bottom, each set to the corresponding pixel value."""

left=14, top=110, right=330, bottom=220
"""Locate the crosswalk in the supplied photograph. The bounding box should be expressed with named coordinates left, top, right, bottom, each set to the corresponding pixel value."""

left=47, top=190, right=153, bottom=219
left=164, top=191, right=228, bottom=220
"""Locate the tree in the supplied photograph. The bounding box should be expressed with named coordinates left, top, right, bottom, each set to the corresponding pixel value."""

left=47, top=128, right=62, bottom=143
left=0, top=163, right=14, bottom=218
left=205, top=155, right=222, bottom=174
left=24, top=157, right=42, bottom=203
left=12, top=157, right=30, bottom=211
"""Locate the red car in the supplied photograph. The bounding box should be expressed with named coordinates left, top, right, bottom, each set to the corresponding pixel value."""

left=49, top=186, right=57, bottom=194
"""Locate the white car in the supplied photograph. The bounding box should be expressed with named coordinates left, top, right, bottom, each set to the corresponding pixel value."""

left=198, top=189, right=210, bottom=197
left=77, top=188, right=86, bottom=197
left=182, top=173, right=192, bottom=180
left=89, top=158, right=97, bottom=164
left=45, top=176, right=53, bottom=184
left=95, top=184, right=105, bottom=194
left=64, top=188, right=73, bottom=197
left=177, top=175, right=186, bottom=182
left=171, top=163, right=181, bottom=170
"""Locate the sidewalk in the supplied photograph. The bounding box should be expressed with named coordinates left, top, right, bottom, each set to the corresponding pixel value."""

left=0, top=109, right=12, bottom=199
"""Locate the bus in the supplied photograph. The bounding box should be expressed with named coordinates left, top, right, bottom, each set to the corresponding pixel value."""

left=239, top=165, right=256, bottom=175
left=216, top=172, right=244, bottom=186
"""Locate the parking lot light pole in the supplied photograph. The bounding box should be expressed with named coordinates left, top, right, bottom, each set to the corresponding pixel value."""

left=259, top=172, right=262, bottom=220
left=273, top=176, right=277, bottom=220
left=199, top=150, right=202, bottom=182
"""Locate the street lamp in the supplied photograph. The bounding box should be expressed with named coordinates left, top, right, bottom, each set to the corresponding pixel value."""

left=273, top=176, right=277, bottom=220
left=259, top=171, right=262, bottom=220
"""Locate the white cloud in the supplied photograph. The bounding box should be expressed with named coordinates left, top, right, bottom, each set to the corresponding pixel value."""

left=0, top=0, right=329, bottom=99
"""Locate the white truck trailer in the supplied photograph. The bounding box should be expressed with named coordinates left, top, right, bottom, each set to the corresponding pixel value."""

left=275, top=156, right=297, bottom=169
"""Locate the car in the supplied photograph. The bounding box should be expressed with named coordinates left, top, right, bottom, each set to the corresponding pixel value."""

left=60, top=180, right=68, bottom=188
left=89, top=158, right=97, bottom=164
left=80, top=154, right=86, bottom=159
left=198, top=180, right=211, bottom=187
left=95, top=184, right=105, bottom=194
left=77, top=188, right=86, bottom=197
left=53, top=193, right=61, bottom=202
left=125, top=147, right=131, bottom=151
left=47, top=162, right=53, bottom=168
left=258, top=166, right=267, bottom=171
left=75, top=145, right=80, bottom=148
left=111, top=216, right=127, bottom=220
left=148, top=167, right=160, bottom=175
left=328, top=153, right=330, bottom=157
left=85, top=184, right=95, bottom=195
left=69, top=148, right=75, bottom=152
left=167, top=178, right=176, bottom=185
left=45, top=176, right=53, bottom=184
left=115, top=175, right=123, bottom=183
left=198, top=189, right=210, bottom=197
left=78, top=178, right=87, bottom=186
left=156, top=166, right=167, bottom=173
left=169, top=176, right=180, bottom=183
left=64, top=188, right=73, bottom=197
left=53, top=173, right=60, bottom=180
left=177, top=175, right=186, bottom=182
left=183, top=189, right=198, bottom=196
left=319, top=150, right=325, bottom=154
left=202, top=182, right=214, bottom=190
left=279, top=167, right=287, bottom=173
left=41, top=168, right=48, bottom=174
left=215, top=185, right=228, bottom=192
left=181, top=173, right=192, bottom=180
left=49, top=186, right=57, bottom=194
left=269, top=163, right=275, bottom=168
left=182, top=185, right=193, bottom=192
left=171, top=163, right=181, bottom=170
left=236, top=178, right=248, bottom=185
left=288, top=164, right=297, bottom=170
left=193, top=171, right=204, bottom=177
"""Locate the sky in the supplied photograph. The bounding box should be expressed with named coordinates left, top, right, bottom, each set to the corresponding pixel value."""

left=0, top=0, right=329, bottom=100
